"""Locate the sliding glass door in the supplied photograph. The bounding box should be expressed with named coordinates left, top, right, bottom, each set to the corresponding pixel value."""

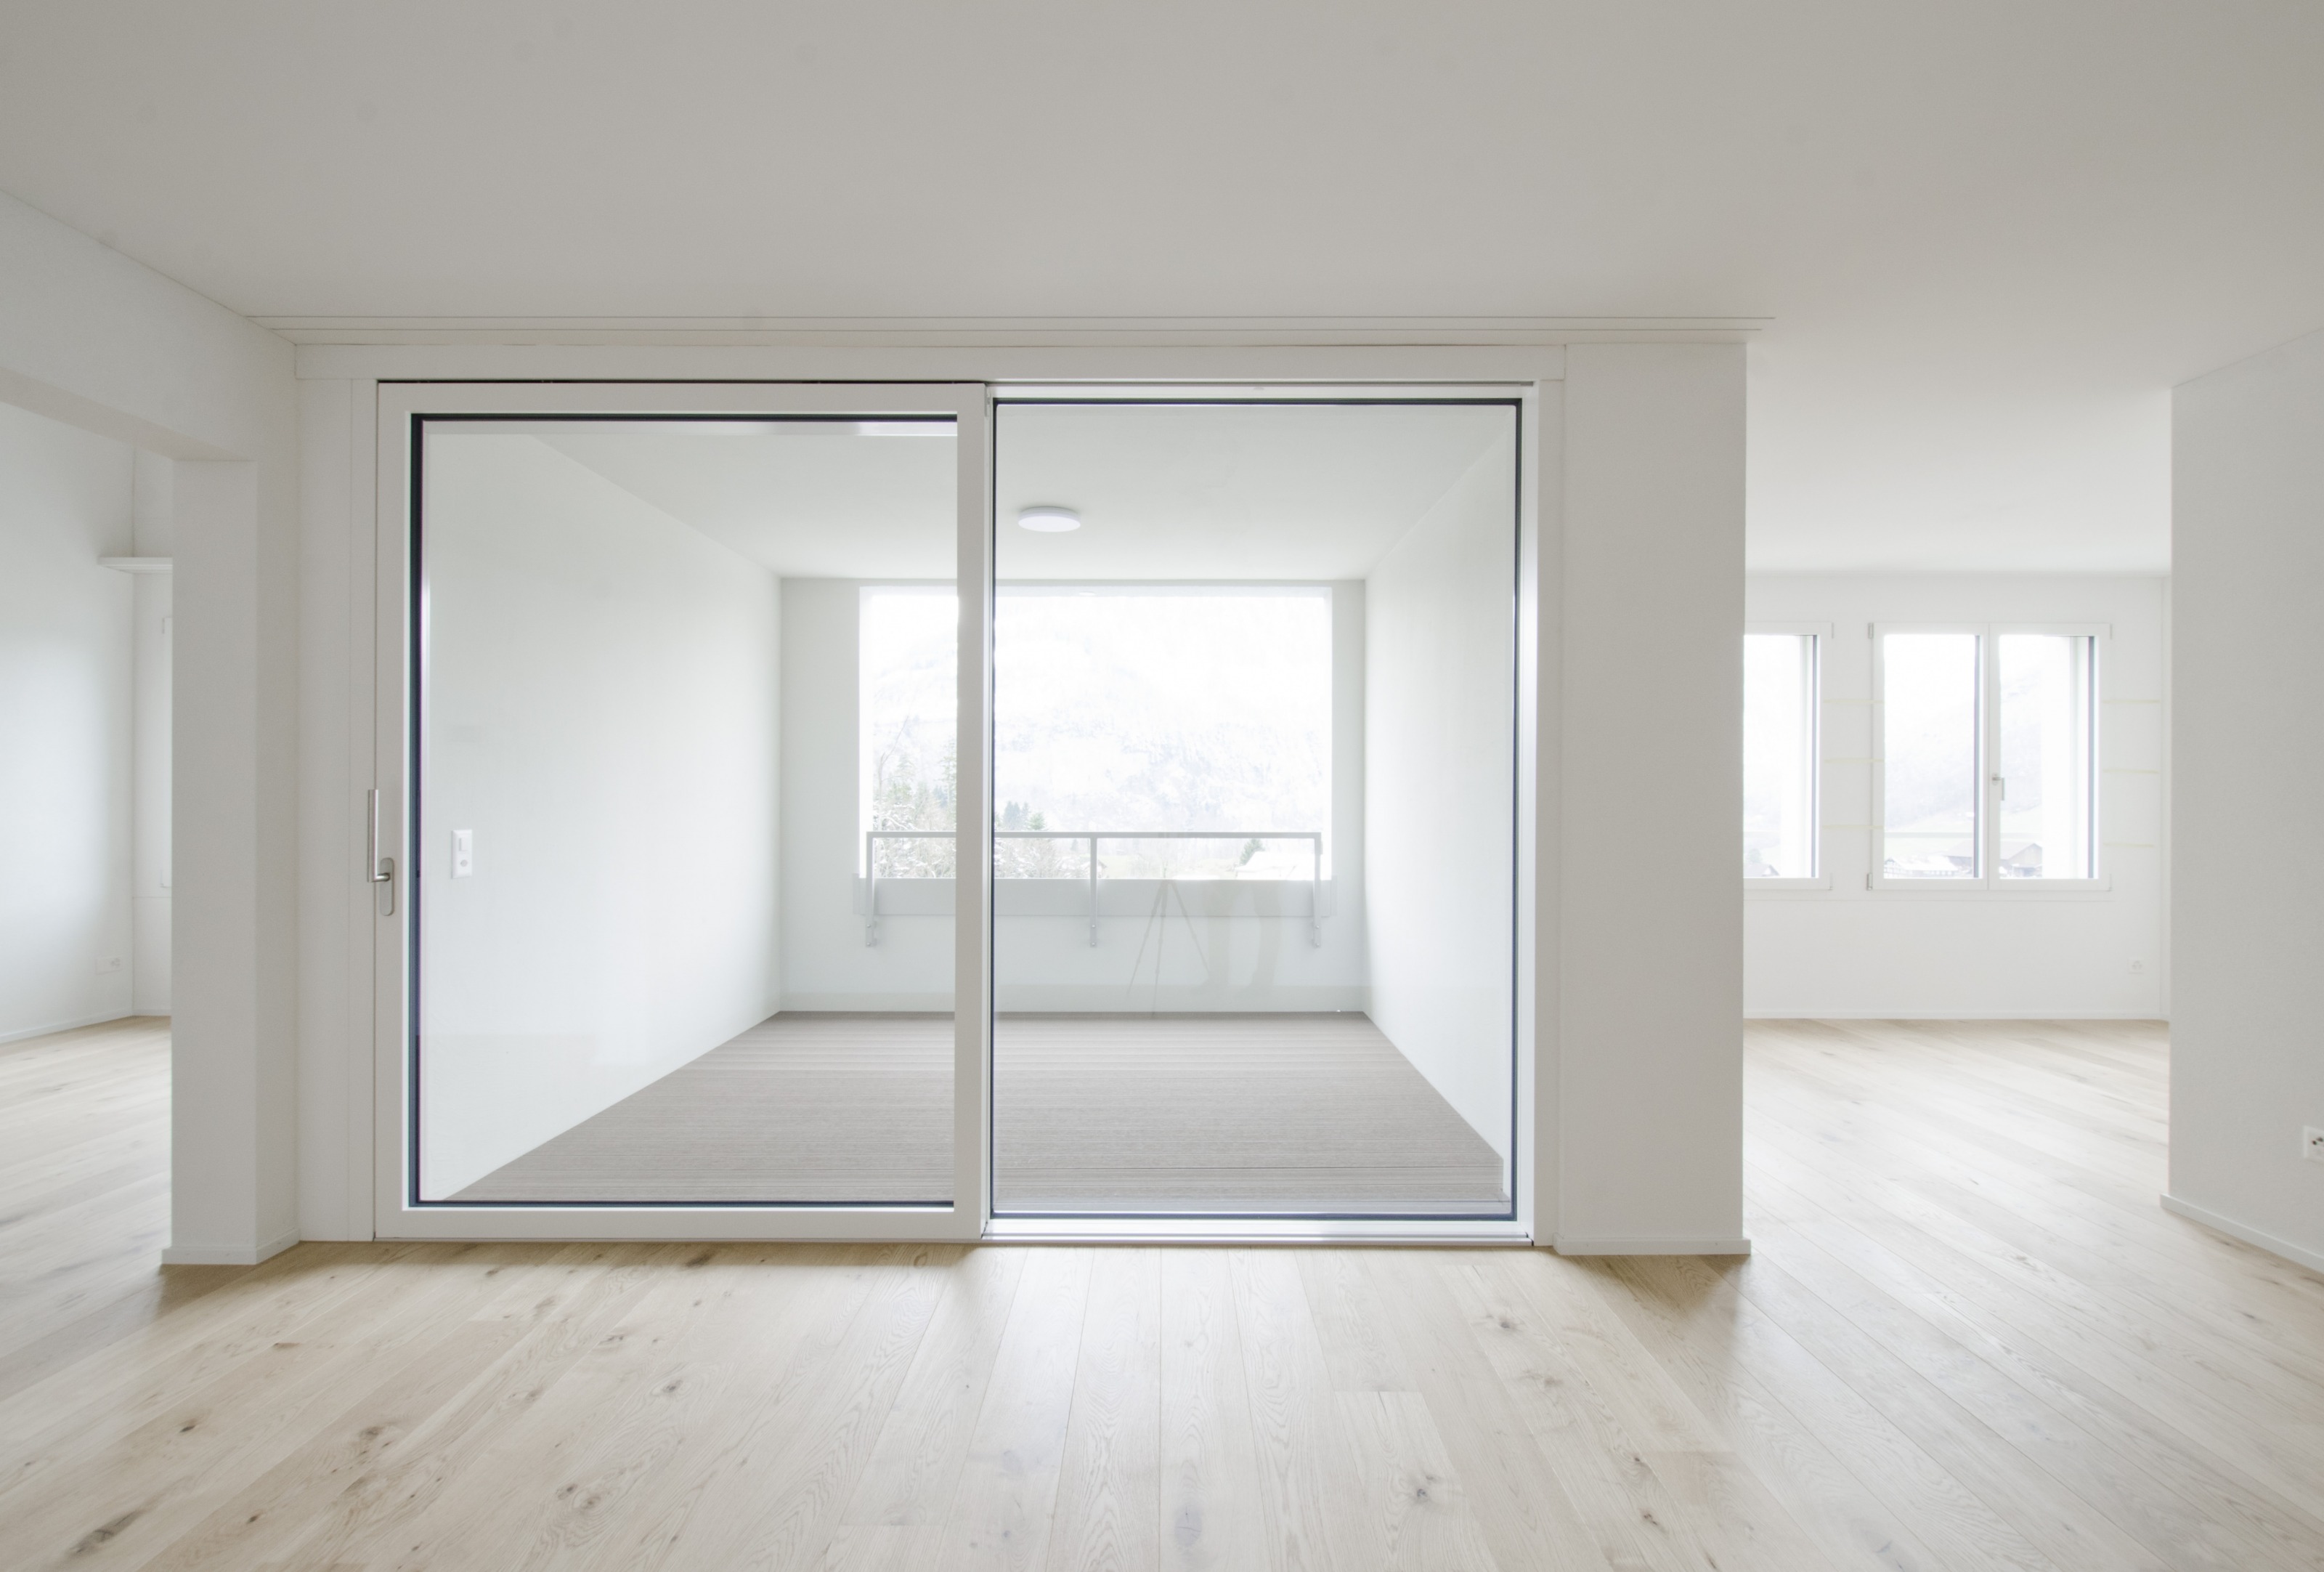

left=377, top=384, right=988, bottom=1236
left=377, top=382, right=1527, bottom=1237
left=988, top=399, right=1521, bottom=1220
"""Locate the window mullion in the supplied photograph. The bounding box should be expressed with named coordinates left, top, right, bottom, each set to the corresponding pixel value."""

left=1981, top=625, right=1998, bottom=888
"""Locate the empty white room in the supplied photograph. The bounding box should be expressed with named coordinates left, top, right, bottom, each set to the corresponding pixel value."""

left=1, top=4, right=2321, bottom=1568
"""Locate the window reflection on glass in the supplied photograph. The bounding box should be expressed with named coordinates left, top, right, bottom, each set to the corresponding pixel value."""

left=1744, top=633, right=1817, bottom=879
left=1882, top=633, right=1980, bottom=879
left=1996, top=633, right=2095, bottom=879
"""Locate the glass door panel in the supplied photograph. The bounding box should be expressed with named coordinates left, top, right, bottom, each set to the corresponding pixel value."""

left=412, top=413, right=959, bottom=1204
left=989, top=400, right=1519, bottom=1218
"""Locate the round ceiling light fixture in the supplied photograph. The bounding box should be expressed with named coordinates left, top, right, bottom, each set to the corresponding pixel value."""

left=1016, top=505, right=1081, bottom=533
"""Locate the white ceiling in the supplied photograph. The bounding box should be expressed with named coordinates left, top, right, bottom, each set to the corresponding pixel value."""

left=6, top=2, right=2322, bottom=574
left=527, top=403, right=1512, bottom=579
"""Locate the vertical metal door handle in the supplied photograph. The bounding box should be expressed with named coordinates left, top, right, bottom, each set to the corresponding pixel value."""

left=367, top=787, right=397, bottom=913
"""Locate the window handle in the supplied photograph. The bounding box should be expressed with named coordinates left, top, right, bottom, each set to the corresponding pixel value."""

left=1992, top=774, right=2006, bottom=801
left=367, top=788, right=397, bottom=915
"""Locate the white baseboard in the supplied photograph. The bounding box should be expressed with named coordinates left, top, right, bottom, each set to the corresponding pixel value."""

left=2159, top=1194, right=2324, bottom=1276
left=161, top=1230, right=301, bottom=1268
left=1553, top=1235, right=1752, bottom=1257
left=1746, top=1010, right=2168, bottom=1022
left=0, top=1008, right=134, bottom=1046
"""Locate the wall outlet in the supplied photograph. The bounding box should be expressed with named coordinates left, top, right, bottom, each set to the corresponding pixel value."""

left=94, top=955, right=123, bottom=975
left=2305, top=1127, right=2324, bottom=1164
left=451, top=828, right=474, bottom=878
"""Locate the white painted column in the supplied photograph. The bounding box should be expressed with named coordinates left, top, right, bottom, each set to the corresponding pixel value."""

left=131, top=448, right=174, bottom=1015
left=168, top=457, right=301, bottom=1264
left=1553, top=342, right=1747, bottom=1255
left=295, top=376, right=375, bottom=1239
left=2167, top=327, right=2324, bottom=1273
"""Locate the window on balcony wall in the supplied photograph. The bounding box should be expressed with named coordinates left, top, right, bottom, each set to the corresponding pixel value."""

left=1875, top=625, right=2101, bottom=889
left=859, top=587, right=959, bottom=878
left=861, top=584, right=1335, bottom=880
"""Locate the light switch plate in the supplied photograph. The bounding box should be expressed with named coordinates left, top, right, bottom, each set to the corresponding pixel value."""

left=452, top=829, right=474, bottom=878
left=2304, top=1127, right=2324, bottom=1164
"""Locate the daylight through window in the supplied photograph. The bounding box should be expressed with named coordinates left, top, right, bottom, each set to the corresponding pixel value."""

left=861, top=585, right=1335, bottom=880
left=1744, top=633, right=1818, bottom=879
left=1997, top=633, right=2096, bottom=880
left=1881, top=632, right=1982, bottom=879
left=1876, top=628, right=2099, bottom=886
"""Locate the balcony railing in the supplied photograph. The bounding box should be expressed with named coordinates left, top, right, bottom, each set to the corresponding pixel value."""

left=864, top=830, right=1323, bottom=949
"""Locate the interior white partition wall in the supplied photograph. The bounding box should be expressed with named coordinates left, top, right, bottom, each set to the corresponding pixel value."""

left=1553, top=343, right=1747, bottom=1255
left=0, top=400, right=134, bottom=1042
left=173, top=455, right=301, bottom=1260
left=2169, top=327, right=2324, bottom=1273
left=0, top=188, right=299, bottom=1266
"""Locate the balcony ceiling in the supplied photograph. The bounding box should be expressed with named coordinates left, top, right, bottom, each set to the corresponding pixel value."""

left=522, top=402, right=1511, bottom=579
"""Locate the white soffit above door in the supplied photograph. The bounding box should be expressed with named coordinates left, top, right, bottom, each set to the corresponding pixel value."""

left=5, top=2, right=2323, bottom=574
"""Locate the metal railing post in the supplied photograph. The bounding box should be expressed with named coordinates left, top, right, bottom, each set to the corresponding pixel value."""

left=1089, top=835, right=1100, bottom=946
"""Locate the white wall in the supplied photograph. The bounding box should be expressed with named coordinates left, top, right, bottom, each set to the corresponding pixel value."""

left=780, top=578, right=949, bottom=1010
left=1745, top=573, right=2167, bottom=1019
left=1554, top=343, right=1747, bottom=1254
left=0, top=399, right=134, bottom=1040
left=1366, top=429, right=1516, bottom=1158
left=131, top=450, right=173, bottom=1015
left=0, top=187, right=301, bottom=1264
left=2169, top=328, right=2324, bottom=1271
left=416, top=434, right=782, bottom=1197
left=779, top=576, right=1375, bottom=1013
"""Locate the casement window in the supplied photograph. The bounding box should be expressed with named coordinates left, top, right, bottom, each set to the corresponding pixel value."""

left=1874, top=625, right=2101, bottom=890
left=1744, top=628, right=1822, bottom=885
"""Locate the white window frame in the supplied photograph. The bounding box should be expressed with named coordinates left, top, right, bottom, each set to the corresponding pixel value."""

left=1870, top=621, right=2109, bottom=895
left=365, top=374, right=1543, bottom=1246
left=1743, top=622, right=1829, bottom=891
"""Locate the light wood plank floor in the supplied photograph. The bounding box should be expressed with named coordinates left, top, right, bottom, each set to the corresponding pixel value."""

left=7, top=1016, right=2324, bottom=1569
left=455, top=1012, right=1510, bottom=1215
